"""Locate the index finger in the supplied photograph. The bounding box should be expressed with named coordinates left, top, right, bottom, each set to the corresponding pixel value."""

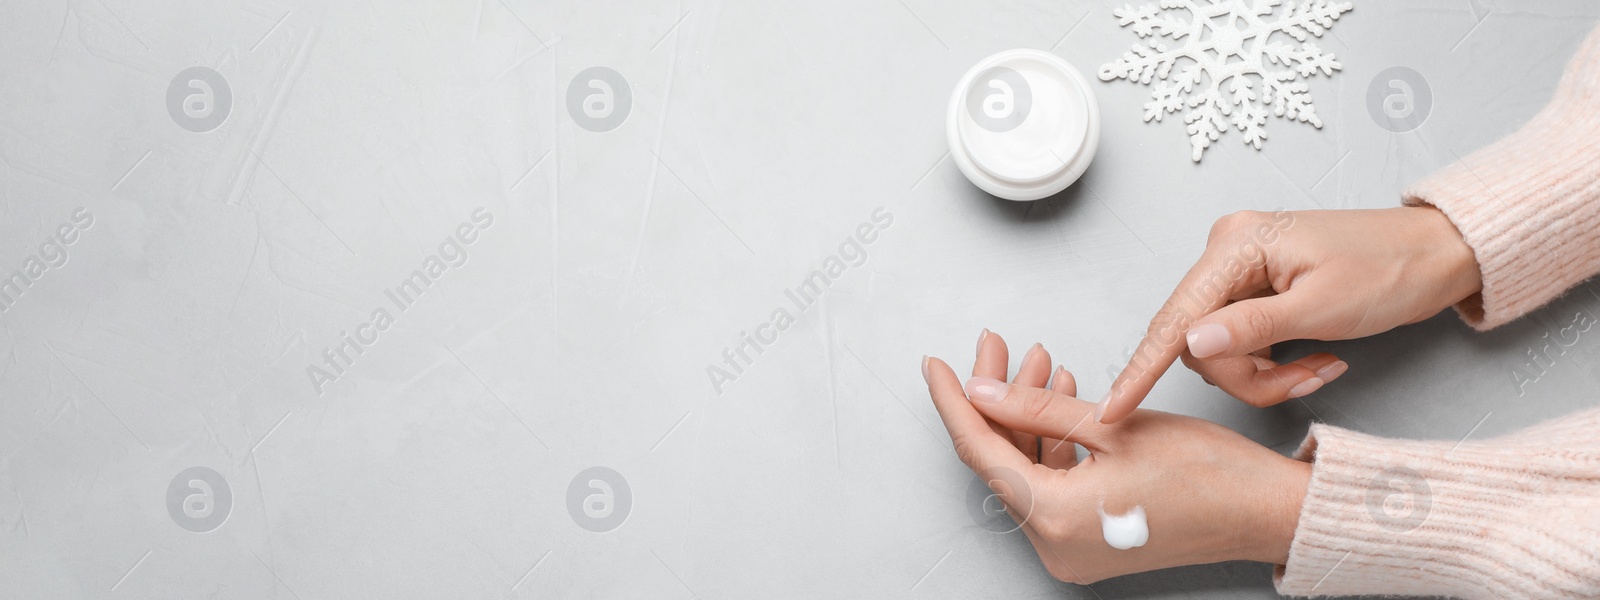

left=1099, top=230, right=1273, bottom=423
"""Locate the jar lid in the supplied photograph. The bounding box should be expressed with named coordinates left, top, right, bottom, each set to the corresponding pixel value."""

left=947, top=49, right=1100, bottom=201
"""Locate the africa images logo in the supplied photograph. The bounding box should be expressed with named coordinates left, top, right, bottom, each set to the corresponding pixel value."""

left=305, top=207, right=495, bottom=395
left=705, top=208, right=893, bottom=395
left=1, top=207, right=95, bottom=314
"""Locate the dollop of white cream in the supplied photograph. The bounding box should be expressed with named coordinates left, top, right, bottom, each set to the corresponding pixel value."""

left=1098, top=502, right=1149, bottom=550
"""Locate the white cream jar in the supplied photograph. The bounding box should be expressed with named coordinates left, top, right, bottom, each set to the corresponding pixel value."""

left=947, top=49, right=1101, bottom=201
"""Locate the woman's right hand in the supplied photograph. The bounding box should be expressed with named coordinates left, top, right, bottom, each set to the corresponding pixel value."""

left=1098, top=207, right=1482, bottom=423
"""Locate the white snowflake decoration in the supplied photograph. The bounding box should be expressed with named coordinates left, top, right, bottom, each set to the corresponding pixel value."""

left=1098, top=0, right=1353, bottom=161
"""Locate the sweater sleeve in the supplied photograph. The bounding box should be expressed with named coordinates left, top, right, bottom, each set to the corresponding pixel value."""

left=1273, top=409, right=1600, bottom=599
left=1401, top=25, right=1600, bottom=330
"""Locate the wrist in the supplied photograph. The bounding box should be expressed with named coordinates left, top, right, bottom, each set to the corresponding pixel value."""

left=1408, top=205, right=1483, bottom=306
left=1248, top=456, right=1311, bottom=565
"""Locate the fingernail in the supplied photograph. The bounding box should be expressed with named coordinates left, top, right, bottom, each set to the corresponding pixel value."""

left=964, top=376, right=1008, bottom=404
left=1094, top=391, right=1111, bottom=423
left=1186, top=323, right=1231, bottom=358
left=1022, top=342, right=1043, bottom=367
left=921, top=356, right=931, bottom=383
left=1051, top=366, right=1067, bottom=392
left=1316, top=361, right=1348, bottom=381
left=1288, top=377, right=1325, bottom=398
left=976, top=328, right=990, bottom=355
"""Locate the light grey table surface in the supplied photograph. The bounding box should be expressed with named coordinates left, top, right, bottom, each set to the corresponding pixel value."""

left=4, top=1, right=1600, bottom=598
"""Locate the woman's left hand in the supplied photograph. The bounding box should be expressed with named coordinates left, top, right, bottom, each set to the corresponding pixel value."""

left=923, top=332, right=1312, bottom=583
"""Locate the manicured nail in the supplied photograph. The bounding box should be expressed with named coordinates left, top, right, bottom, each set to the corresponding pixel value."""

left=965, top=376, right=1008, bottom=404
left=1049, top=366, right=1075, bottom=395
left=1316, top=361, right=1348, bottom=382
left=976, top=328, right=990, bottom=355
left=1288, top=377, right=1325, bottom=398
left=921, top=356, right=931, bottom=383
left=1022, top=342, right=1043, bottom=368
left=1186, top=323, right=1231, bottom=358
left=1094, top=391, right=1111, bottom=423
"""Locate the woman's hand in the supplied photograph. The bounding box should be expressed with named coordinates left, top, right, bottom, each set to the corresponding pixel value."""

left=1099, top=207, right=1482, bottom=423
left=923, top=332, right=1311, bottom=583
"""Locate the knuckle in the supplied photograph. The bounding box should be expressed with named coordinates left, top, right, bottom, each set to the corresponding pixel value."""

left=1207, top=216, right=1233, bottom=241
left=1034, top=515, right=1076, bottom=543
left=1237, top=303, right=1277, bottom=345
left=1152, top=301, right=1192, bottom=331
left=1019, top=389, right=1055, bottom=422
left=1145, top=307, right=1191, bottom=350
left=951, top=433, right=981, bottom=469
left=1210, top=210, right=1262, bottom=241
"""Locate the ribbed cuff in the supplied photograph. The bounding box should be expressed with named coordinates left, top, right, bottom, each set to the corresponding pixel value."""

left=1401, top=27, right=1600, bottom=331
left=1274, top=415, right=1600, bottom=599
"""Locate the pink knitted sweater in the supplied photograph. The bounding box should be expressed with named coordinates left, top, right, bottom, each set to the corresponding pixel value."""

left=1273, top=27, right=1600, bottom=599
